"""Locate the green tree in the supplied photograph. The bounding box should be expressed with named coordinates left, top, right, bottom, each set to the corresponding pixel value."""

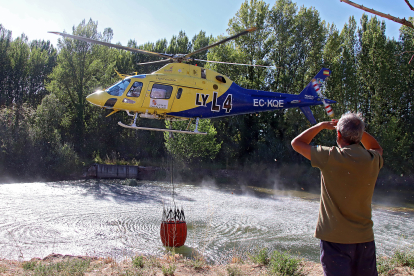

left=322, top=16, right=359, bottom=119
left=209, top=0, right=276, bottom=164
left=398, top=17, right=414, bottom=173
left=0, top=24, right=12, bottom=107
left=269, top=0, right=297, bottom=92
left=228, top=0, right=271, bottom=89
left=0, top=105, right=35, bottom=178
left=357, top=15, right=392, bottom=125
left=27, top=40, right=57, bottom=107
left=47, top=19, right=115, bottom=154
left=277, top=2, right=327, bottom=137
left=34, top=94, right=80, bottom=178
left=189, top=30, right=212, bottom=67
left=164, top=119, right=222, bottom=162
left=269, top=0, right=328, bottom=163
left=8, top=34, right=31, bottom=132
left=378, top=17, right=414, bottom=174
left=167, top=30, right=190, bottom=54
left=126, top=37, right=169, bottom=74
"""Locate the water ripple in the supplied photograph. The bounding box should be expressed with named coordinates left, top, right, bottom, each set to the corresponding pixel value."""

left=0, top=180, right=412, bottom=263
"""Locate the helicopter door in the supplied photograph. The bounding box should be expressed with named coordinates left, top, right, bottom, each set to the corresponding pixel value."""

left=121, top=80, right=145, bottom=106
left=141, top=82, right=176, bottom=111
left=170, top=87, right=199, bottom=113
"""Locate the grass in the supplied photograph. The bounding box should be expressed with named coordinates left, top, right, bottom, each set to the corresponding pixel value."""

left=377, top=250, right=414, bottom=275
left=248, top=247, right=270, bottom=266
left=146, top=255, right=161, bottom=268
left=223, top=247, right=303, bottom=276
left=247, top=247, right=302, bottom=275
left=161, top=263, right=176, bottom=275
left=23, top=259, right=91, bottom=276
left=4, top=248, right=413, bottom=276
left=22, top=260, right=37, bottom=270
left=393, top=250, right=414, bottom=268
left=377, top=256, right=394, bottom=275
left=0, top=264, right=7, bottom=273
left=227, top=264, right=244, bottom=276
left=132, top=255, right=145, bottom=268
left=268, top=250, right=302, bottom=276
left=93, top=151, right=140, bottom=166
left=184, top=255, right=206, bottom=269
left=121, top=269, right=143, bottom=276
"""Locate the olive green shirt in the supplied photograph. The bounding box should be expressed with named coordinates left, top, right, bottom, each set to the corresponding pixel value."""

left=311, top=144, right=383, bottom=243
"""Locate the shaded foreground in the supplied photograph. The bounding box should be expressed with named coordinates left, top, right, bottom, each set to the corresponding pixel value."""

left=0, top=253, right=413, bottom=276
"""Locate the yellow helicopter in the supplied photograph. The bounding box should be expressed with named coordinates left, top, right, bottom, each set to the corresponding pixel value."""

left=50, top=28, right=335, bottom=135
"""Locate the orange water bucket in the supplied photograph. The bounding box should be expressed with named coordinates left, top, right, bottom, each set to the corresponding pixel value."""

left=160, top=220, right=187, bottom=247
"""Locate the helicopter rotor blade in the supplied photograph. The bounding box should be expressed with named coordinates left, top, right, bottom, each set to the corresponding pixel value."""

left=136, top=59, right=173, bottom=66
left=49, top=32, right=173, bottom=59
left=193, top=59, right=282, bottom=69
left=183, top=27, right=257, bottom=59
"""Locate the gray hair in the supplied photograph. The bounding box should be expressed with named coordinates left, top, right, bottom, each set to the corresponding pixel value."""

left=337, top=112, right=365, bottom=144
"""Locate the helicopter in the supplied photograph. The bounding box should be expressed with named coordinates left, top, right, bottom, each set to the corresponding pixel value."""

left=50, top=28, right=335, bottom=135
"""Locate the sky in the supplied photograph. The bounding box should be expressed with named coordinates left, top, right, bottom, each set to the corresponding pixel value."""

left=0, top=0, right=412, bottom=48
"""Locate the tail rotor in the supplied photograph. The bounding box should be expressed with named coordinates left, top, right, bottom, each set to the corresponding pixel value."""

left=311, top=79, right=334, bottom=118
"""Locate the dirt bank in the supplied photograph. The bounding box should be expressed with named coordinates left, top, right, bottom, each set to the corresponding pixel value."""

left=0, top=253, right=413, bottom=275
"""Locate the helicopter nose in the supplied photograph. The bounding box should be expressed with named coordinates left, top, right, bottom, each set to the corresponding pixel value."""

left=86, top=91, right=107, bottom=107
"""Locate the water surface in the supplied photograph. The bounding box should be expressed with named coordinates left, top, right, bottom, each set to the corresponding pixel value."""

left=0, top=180, right=412, bottom=263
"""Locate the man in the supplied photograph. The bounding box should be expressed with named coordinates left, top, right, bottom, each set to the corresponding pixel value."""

left=291, top=112, right=383, bottom=276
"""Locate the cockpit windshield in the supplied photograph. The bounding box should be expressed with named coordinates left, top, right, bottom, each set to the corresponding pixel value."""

left=106, top=79, right=131, bottom=96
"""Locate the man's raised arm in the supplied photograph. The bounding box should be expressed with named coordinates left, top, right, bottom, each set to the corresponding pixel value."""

left=360, top=132, right=383, bottom=155
left=291, top=120, right=338, bottom=160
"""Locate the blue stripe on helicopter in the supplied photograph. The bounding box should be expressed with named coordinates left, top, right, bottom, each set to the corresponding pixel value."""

left=167, top=68, right=333, bottom=120
left=167, top=85, right=329, bottom=119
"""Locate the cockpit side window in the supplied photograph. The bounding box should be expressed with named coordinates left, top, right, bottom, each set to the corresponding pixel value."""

left=150, top=84, right=173, bottom=99
left=126, top=82, right=143, bottom=97
left=107, top=79, right=131, bottom=96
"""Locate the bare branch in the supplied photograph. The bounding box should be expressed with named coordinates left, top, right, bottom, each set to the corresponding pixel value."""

left=395, top=51, right=414, bottom=64
left=404, top=0, right=414, bottom=11
left=340, top=0, right=414, bottom=29
left=395, top=51, right=414, bottom=56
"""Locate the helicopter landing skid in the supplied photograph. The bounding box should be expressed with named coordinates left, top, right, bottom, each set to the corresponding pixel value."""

left=118, top=122, right=207, bottom=135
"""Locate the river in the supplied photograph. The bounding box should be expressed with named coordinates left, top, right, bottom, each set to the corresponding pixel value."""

left=0, top=180, right=413, bottom=263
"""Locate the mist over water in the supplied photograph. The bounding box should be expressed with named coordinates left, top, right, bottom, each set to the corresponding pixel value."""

left=0, top=180, right=413, bottom=263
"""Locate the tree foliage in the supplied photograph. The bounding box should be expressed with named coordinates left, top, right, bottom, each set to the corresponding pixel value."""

left=164, top=119, right=222, bottom=162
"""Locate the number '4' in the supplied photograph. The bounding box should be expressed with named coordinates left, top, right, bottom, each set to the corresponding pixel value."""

left=223, top=94, right=232, bottom=113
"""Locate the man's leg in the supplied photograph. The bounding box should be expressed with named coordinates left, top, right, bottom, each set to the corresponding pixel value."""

left=353, top=241, right=378, bottom=276
left=320, top=240, right=354, bottom=276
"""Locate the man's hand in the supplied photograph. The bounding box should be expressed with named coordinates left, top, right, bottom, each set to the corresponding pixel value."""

left=291, top=120, right=338, bottom=160
left=321, top=119, right=338, bottom=130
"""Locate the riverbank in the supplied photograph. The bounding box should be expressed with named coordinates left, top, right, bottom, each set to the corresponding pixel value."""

left=1, top=252, right=413, bottom=276
left=0, top=253, right=321, bottom=275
